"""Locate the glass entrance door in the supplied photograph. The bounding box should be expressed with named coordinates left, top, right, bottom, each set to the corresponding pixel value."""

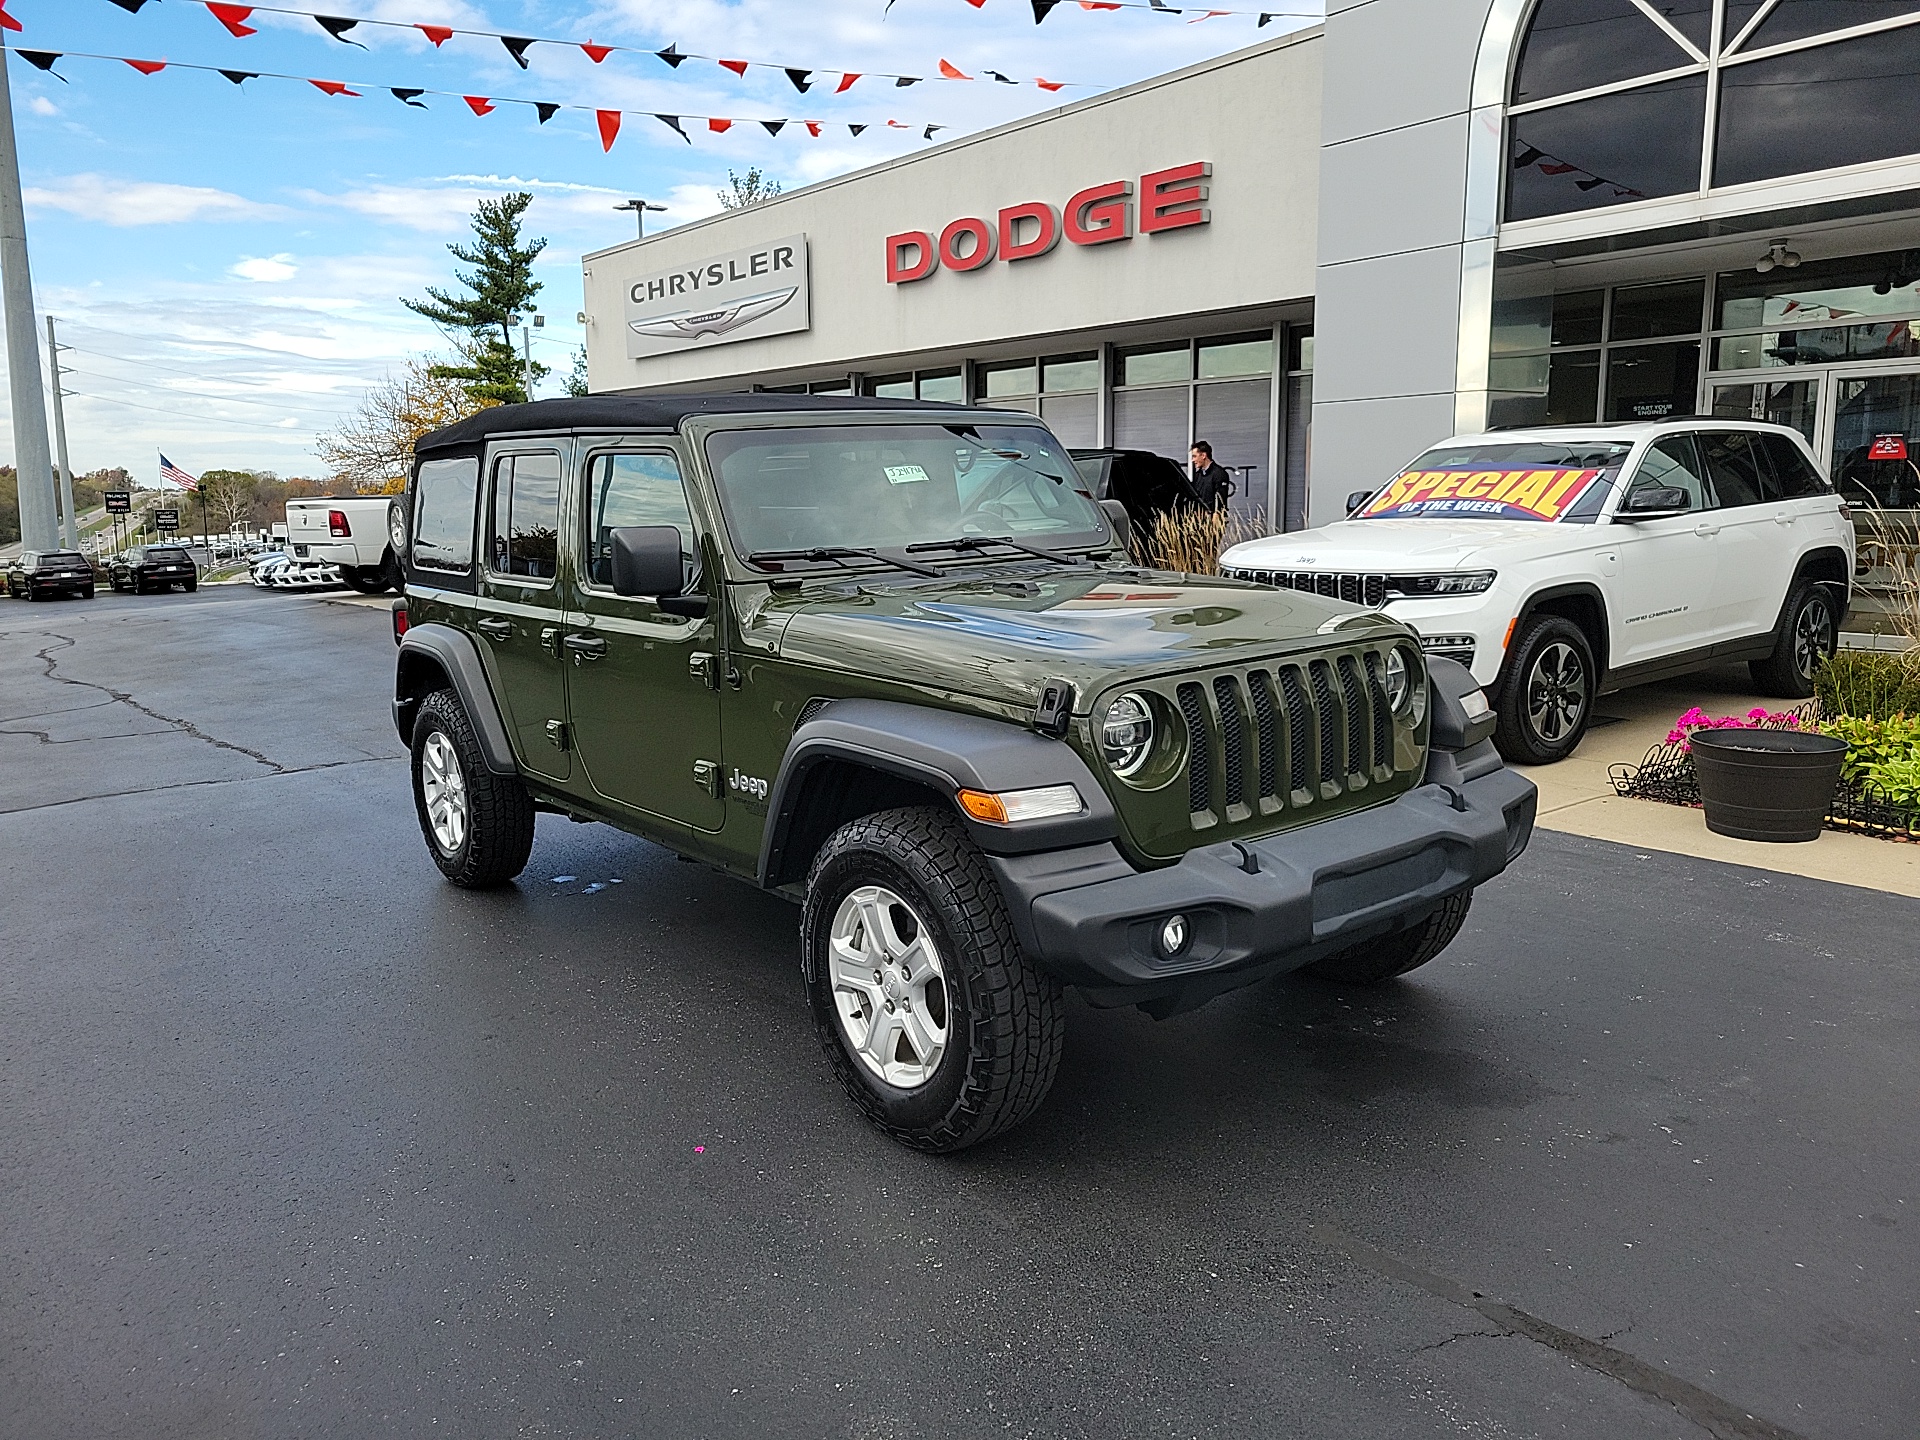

left=1823, top=370, right=1920, bottom=508
left=1708, top=376, right=1820, bottom=447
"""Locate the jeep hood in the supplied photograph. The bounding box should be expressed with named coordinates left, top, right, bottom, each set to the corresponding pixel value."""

left=766, top=571, right=1402, bottom=711
left=1224, top=518, right=1570, bottom=571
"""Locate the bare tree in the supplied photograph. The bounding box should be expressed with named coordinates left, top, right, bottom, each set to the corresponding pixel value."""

left=317, top=356, right=496, bottom=492
left=197, top=470, right=260, bottom=532
left=718, top=168, right=782, bottom=209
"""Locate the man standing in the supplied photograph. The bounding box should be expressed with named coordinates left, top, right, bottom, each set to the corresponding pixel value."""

left=1186, top=440, right=1233, bottom=511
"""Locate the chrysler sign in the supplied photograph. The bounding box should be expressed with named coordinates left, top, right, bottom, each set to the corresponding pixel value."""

left=886, top=163, right=1211, bottom=284
left=625, top=234, right=811, bottom=356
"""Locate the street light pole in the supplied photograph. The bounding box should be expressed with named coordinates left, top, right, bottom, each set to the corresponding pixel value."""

left=518, top=313, right=544, bottom=403
left=0, top=51, right=58, bottom=551
left=46, top=314, right=76, bottom=550
left=613, top=199, right=667, bottom=239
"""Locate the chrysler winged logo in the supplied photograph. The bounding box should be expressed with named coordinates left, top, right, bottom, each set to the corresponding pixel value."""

left=628, top=286, right=799, bottom=341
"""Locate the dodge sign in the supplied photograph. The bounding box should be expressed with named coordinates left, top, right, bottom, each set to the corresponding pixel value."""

left=624, top=234, right=810, bottom=357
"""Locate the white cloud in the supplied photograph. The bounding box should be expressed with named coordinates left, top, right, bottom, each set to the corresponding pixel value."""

left=28, top=96, right=57, bottom=118
left=230, top=254, right=299, bottom=283
left=24, top=174, right=284, bottom=227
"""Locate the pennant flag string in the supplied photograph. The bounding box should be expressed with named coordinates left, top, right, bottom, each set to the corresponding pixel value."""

left=2, top=46, right=954, bottom=148
left=103, top=0, right=1089, bottom=92
left=896, top=0, right=1316, bottom=20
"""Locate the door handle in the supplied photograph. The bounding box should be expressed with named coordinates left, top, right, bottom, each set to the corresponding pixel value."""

left=1773, top=512, right=1795, bottom=526
left=476, top=616, right=512, bottom=638
left=1693, top=522, right=1719, bottom=537
left=564, top=632, right=608, bottom=662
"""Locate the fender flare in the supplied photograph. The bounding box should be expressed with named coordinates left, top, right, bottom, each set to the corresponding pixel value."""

left=758, top=698, right=1119, bottom=888
left=1790, top=544, right=1853, bottom=607
left=1504, top=580, right=1611, bottom=681
left=394, top=623, right=517, bottom=775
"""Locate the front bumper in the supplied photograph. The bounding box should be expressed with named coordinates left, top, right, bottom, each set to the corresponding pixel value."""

left=989, top=765, right=1535, bottom=999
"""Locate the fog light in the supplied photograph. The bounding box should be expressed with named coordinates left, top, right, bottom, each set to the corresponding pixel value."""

left=1159, top=914, right=1190, bottom=956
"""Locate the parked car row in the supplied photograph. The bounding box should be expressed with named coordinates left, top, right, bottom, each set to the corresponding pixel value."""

left=4, top=545, right=201, bottom=600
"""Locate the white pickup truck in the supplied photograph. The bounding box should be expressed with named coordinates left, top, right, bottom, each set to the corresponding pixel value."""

left=285, top=496, right=404, bottom=593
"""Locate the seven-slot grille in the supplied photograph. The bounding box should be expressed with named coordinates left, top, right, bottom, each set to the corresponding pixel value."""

left=1172, top=648, right=1401, bottom=827
left=1225, top=568, right=1389, bottom=608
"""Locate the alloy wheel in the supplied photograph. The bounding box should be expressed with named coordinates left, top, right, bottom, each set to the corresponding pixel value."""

left=1793, top=594, right=1834, bottom=683
left=419, top=729, right=469, bottom=855
left=1526, top=641, right=1588, bottom=744
left=827, top=884, right=950, bottom=1090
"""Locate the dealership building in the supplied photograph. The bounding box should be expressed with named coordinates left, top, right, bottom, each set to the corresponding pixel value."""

left=582, top=0, right=1920, bottom=530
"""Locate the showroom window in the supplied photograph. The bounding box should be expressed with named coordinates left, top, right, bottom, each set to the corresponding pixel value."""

left=1495, top=280, right=1706, bottom=423
left=1506, top=0, right=1920, bottom=222
left=961, top=353, right=1100, bottom=444
left=1112, top=333, right=1278, bottom=526
left=859, top=368, right=962, bottom=402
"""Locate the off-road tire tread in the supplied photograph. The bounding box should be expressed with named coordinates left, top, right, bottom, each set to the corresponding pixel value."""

left=1750, top=580, right=1834, bottom=699
left=804, top=806, right=1064, bottom=1153
left=1494, top=615, right=1594, bottom=765
left=412, top=688, right=535, bottom=888
left=1305, top=890, right=1473, bottom=984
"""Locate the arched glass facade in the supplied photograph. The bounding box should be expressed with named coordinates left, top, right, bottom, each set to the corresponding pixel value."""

left=1506, top=0, right=1920, bottom=221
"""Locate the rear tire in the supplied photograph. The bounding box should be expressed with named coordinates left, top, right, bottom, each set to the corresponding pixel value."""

left=1750, top=580, right=1837, bottom=699
left=1494, top=616, right=1595, bottom=765
left=339, top=566, right=392, bottom=595
left=183, top=581, right=197, bottom=593
left=1304, top=891, right=1473, bottom=984
left=802, top=807, right=1065, bottom=1153
left=410, top=688, right=535, bottom=888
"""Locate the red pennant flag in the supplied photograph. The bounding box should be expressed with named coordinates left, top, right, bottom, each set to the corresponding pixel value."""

left=1538, top=161, right=1578, bottom=175
left=123, top=59, right=167, bottom=75
left=966, top=0, right=987, bottom=6
left=208, top=4, right=257, bottom=37
left=887, top=119, right=908, bottom=129
left=464, top=96, right=496, bottom=116
left=719, top=59, right=750, bottom=76
left=0, top=5, right=20, bottom=34
left=1078, top=2, right=1123, bottom=8
left=805, top=121, right=822, bottom=136
left=708, top=117, right=733, bottom=133
left=596, top=109, right=621, bottom=151
left=581, top=42, right=613, bottom=63
left=938, top=59, right=972, bottom=80
left=310, top=79, right=361, bottom=97
left=1036, top=77, right=1065, bottom=91
left=835, top=73, right=861, bottom=93
left=417, top=24, right=454, bottom=46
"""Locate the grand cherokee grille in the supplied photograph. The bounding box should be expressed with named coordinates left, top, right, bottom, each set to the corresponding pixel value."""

left=1225, top=567, right=1388, bottom=609
left=1172, top=648, right=1404, bottom=830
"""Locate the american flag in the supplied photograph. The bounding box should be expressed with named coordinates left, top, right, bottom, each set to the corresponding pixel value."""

left=158, top=453, right=198, bottom=491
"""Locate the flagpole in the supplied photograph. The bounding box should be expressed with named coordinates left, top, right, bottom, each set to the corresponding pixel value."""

left=0, top=49, right=58, bottom=551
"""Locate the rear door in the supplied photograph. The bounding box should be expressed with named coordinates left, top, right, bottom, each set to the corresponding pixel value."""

left=475, top=445, right=571, bottom=783
left=1697, top=430, right=1797, bottom=641
left=564, top=446, right=723, bottom=832
left=1611, top=435, right=1721, bottom=665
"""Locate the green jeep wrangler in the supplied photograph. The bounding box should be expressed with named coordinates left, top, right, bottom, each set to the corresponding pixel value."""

left=391, top=395, right=1536, bottom=1152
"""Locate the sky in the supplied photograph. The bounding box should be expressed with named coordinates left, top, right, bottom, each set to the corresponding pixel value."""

left=3, top=0, right=1319, bottom=483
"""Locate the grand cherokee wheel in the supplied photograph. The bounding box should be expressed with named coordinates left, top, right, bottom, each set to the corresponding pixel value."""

left=1751, top=580, right=1837, bottom=699
left=1494, top=616, right=1595, bottom=765
left=802, top=807, right=1065, bottom=1153
left=1305, top=891, right=1472, bottom=984
left=410, top=688, right=535, bottom=888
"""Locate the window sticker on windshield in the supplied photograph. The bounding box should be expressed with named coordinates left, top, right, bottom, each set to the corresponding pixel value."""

left=884, top=464, right=930, bottom=485
left=1361, top=467, right=1601, bottom=522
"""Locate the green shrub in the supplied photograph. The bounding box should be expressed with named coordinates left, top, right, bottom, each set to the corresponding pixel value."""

left=1815, top=649, right=1920, bottom=719
left=1826, top=713, right=1920, bottom=807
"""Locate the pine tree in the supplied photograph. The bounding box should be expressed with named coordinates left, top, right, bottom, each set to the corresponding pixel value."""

left=404, top=192, right=549, bottom=404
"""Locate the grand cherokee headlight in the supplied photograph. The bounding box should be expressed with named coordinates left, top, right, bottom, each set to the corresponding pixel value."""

left=1385, top=571, right=1497, bottom=598
left=1101, top=693, right=1155, bottom=778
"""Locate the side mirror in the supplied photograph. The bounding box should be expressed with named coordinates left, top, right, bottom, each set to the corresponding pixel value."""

left=1617, top=485, right=1690, bottom=520
left=1099, top=498, right=1133, bottom=552
left=1345, top=490, right=1373, bottom=516
left=609, top=525, right=686, bottom=598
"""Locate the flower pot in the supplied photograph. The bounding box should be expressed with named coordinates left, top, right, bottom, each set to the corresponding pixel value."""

left=1688, top=729, right=1848, bottom=843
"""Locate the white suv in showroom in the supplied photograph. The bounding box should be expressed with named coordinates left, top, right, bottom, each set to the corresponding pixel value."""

left=1220, top=421, right=1855, bottom=764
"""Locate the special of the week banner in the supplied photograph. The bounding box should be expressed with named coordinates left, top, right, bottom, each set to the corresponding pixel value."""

left=1361, top=467, right=1601, bottom=523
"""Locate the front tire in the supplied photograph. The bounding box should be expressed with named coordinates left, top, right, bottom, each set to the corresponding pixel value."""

left=802, top=807, right=1065, bottom=1153
left=1304, top=891, right=1473, bottom=984
left=1750, top=580, right=1837, bottom=699
left=410, top=688, right=535, bottom=888
left=1494, top=616, right=1595, bottom=765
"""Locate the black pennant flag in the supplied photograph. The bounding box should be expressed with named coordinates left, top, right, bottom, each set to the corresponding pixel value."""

left=1511, top=146, right=1544, bottom=168
left=1258, top=12, right=1275, bottom=25
left=655, top=113, right=691, bottom=143
left=221, top=69, right=259, bottom=86
left=1031, top=0, right=1062, bottom=21
left=19, top=52, right=66, bottom=80
left=535, top=102, right=561, bottom=124
left=501, top=37, right=536, bottom=69
left=656, top=45, right=686, bottom=69
left=314, top=17, right=368, bottom=47
left=785, top=68, right=812, bottom=93
left=986, top=70, right=1016, bottom=84
left=895, top=76, right=920, bottom=87
left=106, top=0, right=154, bottom=10
left=391, top=88, right=427, bottom=107
left=849, top=123, right=867, bottom=136
left=1575, top=175, right=1607, bottom=191
left=761, top=119, right=786, bottom=136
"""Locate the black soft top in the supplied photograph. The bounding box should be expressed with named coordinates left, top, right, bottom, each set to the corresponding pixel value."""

left=416, top=393, right=969, bottom=455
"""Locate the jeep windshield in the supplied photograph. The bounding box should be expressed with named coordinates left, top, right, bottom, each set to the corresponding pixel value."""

left=706, top=423, right=1110, bottom=570
left=1356, top=441, right=1632, bottom=524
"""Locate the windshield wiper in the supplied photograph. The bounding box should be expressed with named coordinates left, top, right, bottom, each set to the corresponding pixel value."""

left=745, top=546, right=946, bottom=579
left=906, top=534, right=1076, bottom=565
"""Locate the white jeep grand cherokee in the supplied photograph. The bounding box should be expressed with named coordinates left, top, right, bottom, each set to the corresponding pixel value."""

left=1220, top=421, right=1855, bottom=765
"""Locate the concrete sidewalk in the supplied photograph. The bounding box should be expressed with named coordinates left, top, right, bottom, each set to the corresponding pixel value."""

left=1519, top=664, right=1920, bottom=898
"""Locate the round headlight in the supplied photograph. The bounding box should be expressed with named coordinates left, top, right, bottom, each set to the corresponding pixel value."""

left=1101, top=693, right=1155, bottom=778
left=1385, top=648, right=1411, bottom=713
left=388, top=498, right=407, bottom=555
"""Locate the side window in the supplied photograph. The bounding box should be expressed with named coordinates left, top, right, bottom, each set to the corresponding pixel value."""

left=584, top=452, right=698, bottom=591
left=412, top=456, right=479, bottom=573
left=1760, top=433, right=1827, bottom=499
left=489, top=451, right=562, bottom=581
left=1699, top=431, right=1770, bottom=508
left=1626, top=436, right=1708, bottom=511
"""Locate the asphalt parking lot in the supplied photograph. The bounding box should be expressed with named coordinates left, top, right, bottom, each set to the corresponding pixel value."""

left=2, top=586, right=1915, bottom=1440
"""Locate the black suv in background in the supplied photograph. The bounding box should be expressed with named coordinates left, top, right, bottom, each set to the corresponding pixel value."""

left=6, top=550, right=94, bottom=600
left=108, top=545, right=199, bottom=594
